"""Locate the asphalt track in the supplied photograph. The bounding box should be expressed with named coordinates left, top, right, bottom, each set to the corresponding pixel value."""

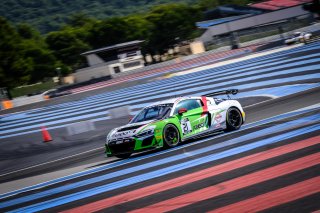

left=0, top=95, right=319, bottom=212
left=1, top=42, right=320, bottom=175
left=0, top=42, right=319, bottom=212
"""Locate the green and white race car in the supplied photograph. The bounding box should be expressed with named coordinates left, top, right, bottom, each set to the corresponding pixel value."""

left=105, top=89, right=245, bottom=158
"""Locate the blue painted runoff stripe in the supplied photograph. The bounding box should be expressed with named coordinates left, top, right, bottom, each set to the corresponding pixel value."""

left=30, top=50, right=320, bottom=112
left=2, top=74, right=320, bottom=139
left=0, top=42, right=318, bottom=131
left=0, top=53, right=297, bottom=125
left=236, top=83, right=320, bottom=98
left=2, top=41, right=319, bottom=123
left=2, top=41, right=320, bottom=119
left=0, top=104, right=318, bottom=201
left=6, top=122, right=320, bottom=213
left=1, top=113, right=319, bottom=209
left=244, top=105, right=320, bottom=129
left=63, top=56, right=319, bottom=108
left=1, top=61, right=320, bottom=135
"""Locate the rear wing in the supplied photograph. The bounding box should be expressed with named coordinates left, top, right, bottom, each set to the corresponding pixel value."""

left=203, top=89, right=238, bottom=99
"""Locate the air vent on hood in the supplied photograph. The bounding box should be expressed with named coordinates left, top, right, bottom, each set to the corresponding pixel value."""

left=118, top=125, right=143, bottom=132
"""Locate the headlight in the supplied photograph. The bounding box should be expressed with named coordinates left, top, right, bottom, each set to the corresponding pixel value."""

left=106, top=129, right=116, bottom=143
left=135, top=129, right=154, bottom=138
left=106, top=134, right=110, bottom=143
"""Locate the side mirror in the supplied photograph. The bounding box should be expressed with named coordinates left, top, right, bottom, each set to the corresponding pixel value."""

left=178, top=108, right=187, bottom=115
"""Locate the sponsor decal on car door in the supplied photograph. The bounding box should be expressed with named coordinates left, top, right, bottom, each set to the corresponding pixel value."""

left=180, top=108, right=208, bottom=137
left=181, top=117, right=192, bottom=135
left=175, top=99, right=209, bottom=138
left=211, top=109, right=225, bottom=129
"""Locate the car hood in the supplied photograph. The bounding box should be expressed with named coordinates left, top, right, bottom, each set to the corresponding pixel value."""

left=108, top=120, right=155, bottom=140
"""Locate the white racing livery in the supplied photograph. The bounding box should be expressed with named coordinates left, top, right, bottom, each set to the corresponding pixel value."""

left=105, top=89, right=245, bottom=158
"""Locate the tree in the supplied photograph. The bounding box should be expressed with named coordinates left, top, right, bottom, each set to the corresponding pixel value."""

left=146, top=4, right=202, bottom=55
left=1, top=0, right=201, bottom=33
left=67, top=13, right=96, bottom=28
left=19, top=39, right=57, bottom=82
left=16, top=23, right=58, bottom=83
left=124, top=15, right=153, bottom=42
left=198, top=0, right=219, bottom=10
left=16, top=23, right=41, bottom=40
left=219, top=0, right=250, bottom=5
left=0, top=17, right=32, bottom=88
left=46, top=30, right=90, bottom=69
left=124, top=15, right=154, bottom=59
left=85, top=17, right=132, bottom=49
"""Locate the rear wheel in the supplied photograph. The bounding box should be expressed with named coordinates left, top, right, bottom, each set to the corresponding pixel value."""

left=226, top=107, right=243, bottom=131
left=163, top=124, right=180, bottom=147
left=115, top=153, right=131, bottom=159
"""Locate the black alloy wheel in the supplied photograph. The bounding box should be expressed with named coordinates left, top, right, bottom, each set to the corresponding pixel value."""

left=163, top=124, right=180, bottom=147
left=226, top=107, right=243, bottom=131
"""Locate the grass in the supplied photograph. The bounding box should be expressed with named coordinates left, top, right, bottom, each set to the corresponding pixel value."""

left=239, top=30, right=280, bottom=43
left=11, top=81, right=56, bottom=98
left=206, top=42, right=230, bottom=51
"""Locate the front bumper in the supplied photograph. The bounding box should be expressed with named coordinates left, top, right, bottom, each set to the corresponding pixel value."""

left=106, top=138, right=135, bottom=155
left=105, top=135, right=157, bottom=156
left=241, top=111, right=246, bottom=123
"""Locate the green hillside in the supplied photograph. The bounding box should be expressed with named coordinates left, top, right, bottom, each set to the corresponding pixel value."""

left=0, top=0, right=197, bottom=33
left=0, top=0, right=252, bottom=90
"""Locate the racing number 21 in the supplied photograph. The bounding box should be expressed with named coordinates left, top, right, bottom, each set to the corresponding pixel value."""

left=181, top=118, right=192, bottom=135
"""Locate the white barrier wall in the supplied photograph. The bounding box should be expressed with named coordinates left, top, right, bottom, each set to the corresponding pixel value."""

left=109, top=105, right=131, bottom=119
left=12, top=95, right=45, bottom=107
left=66, top=120, right=96, bottom=136
left=74, top=65, right=111, bottom=83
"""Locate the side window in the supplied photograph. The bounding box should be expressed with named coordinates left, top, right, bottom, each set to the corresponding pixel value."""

left=174, top=99, right=202, bottom=114
left=190, top=100, right=202, bottom=109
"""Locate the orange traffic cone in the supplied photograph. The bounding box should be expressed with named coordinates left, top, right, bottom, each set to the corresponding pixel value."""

left=41, top=126, right=52, bottom=142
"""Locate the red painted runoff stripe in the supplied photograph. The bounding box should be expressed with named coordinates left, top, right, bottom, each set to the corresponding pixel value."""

left=130, top=153, right=320, bottom=213
left=62, top=136, right=320, bottom=213
left=209, top=176, right=320, bottom=213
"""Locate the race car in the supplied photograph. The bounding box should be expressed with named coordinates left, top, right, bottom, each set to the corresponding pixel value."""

left=284, top=31, right=312, bottom=45
left=105, top=89, right=245, bottom=158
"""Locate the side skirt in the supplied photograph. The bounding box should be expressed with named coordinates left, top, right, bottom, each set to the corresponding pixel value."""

left=181, top=128, right=225, bottom=142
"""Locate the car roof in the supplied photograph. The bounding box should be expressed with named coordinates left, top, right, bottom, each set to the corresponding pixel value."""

left=145, top=96, right=202, bottom=108
left=42, top=89, right=56, bottom=94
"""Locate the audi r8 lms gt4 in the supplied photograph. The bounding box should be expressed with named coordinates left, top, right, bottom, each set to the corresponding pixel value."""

left=105, top=89, right=245, bottom=158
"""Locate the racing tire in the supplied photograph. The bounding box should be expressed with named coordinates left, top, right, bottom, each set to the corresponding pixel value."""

left=226, top=107, right=243, bottom=131
left=163, top=124, right=180, bottom=148
left=115, top=153, right=131, bottom=159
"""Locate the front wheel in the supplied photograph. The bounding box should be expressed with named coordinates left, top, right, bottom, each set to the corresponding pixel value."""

left=163, top=124, right=180, bottom=148
left=226, top=107, right=243, bottom=131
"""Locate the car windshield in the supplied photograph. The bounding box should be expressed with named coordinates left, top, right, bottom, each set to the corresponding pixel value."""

left=130, top=104, right=173, bottom=123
